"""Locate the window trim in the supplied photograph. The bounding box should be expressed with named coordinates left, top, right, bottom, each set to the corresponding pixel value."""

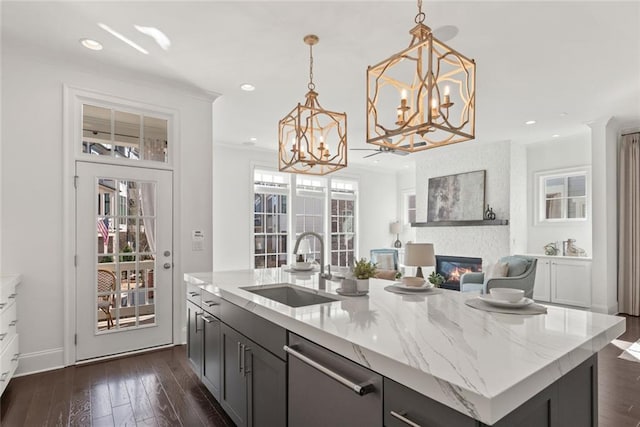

left=534, top=166, right=591, bottom=224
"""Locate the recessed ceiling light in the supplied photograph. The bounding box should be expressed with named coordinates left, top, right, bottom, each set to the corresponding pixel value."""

left=559, top=112, right=568, bottom=117
left=525, top=120, right=536, bottom=125
left=80, top=38, right=103, bottom=51
left=240, top=83, right=256, bottom=92
left=373, top=159, right=380, bottom=164
left=134, top=25, right=171, bottom=50
left=98, top=23, right=149, bottom=55
left=249, top=137, right=257, bottom=142
left=552, top=134, right=560, bottom=138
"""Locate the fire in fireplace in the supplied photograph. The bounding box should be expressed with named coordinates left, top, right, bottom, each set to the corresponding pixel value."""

left=435, top=255, right=482, bottom=291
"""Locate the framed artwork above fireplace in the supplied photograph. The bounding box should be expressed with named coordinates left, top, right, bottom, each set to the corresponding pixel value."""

left=427, top=170, right=486, bottom=222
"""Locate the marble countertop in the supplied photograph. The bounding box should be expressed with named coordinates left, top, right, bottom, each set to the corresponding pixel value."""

left=185, top=269, right=623, bottom=425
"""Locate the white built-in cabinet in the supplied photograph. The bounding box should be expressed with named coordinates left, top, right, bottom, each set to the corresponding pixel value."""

left=0, top=274, right=20, bottom=396
left=532, top=256, right=592, bottom=308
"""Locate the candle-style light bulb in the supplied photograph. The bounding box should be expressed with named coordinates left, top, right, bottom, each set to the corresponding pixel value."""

left=431, top=98, right=440, bottom=118
left=444, top=85, right=450, bottom=96
left=443, top=85, right=452, bottom=107
left=401, top=89, right=408, bottom=101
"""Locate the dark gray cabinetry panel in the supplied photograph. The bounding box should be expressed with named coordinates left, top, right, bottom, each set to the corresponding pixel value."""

left=221, top=324, right=248, bottom=427
left=287, top=333, right=383, bottom=427
left=186, top=300, right=203, bottom=376
left=384, top=378, right=478, bottom=427
left=202, top=311, right=222, bottom=400
left=246, top=334, right=286, bottom=427
left=221, top=323, right=287, bottom=427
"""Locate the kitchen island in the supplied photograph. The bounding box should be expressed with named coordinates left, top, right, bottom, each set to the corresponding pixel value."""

left=185, top=269, right=624, bottom=426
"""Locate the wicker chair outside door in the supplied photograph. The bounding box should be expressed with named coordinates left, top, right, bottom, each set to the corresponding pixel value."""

left=97, top=269, right=117, bottom=329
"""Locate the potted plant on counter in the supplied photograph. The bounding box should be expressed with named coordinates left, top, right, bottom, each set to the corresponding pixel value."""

left=428, top=271, right=445, bottom=288
left=353, top=258, right=377, bottom=292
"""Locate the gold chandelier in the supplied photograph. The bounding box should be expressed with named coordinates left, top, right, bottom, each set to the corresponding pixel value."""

left=366, top=0, right=476, bottom=152
left=279, top=34, right=347, bottom=175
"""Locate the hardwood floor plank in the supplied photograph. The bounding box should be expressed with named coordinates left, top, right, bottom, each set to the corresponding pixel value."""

left=93, top=414, right=116, bottom=427
left=112, top=403, right=137, bottom=427
left=91, top=382, right=113, bottom=420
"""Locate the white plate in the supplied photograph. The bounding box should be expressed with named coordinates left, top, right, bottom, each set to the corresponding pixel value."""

left=291, top=264, right=314, bottom=271
left=391, top=282, right=435, bottom=291
left=336, top=288, right=368, bottom=297
left=478, top=295, right=534, bottom=308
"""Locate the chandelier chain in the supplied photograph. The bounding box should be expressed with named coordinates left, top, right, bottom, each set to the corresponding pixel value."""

left=308, top=43, right=315, bottom=91
left=415, top=0, right=426, bottom=24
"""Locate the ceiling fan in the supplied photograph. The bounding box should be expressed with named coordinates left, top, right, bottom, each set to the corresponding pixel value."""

left=350, top=146, right=410, bottom=159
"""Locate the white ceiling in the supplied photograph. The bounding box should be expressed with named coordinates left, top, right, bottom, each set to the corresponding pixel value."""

left=3, top=1, right=639, bottom=169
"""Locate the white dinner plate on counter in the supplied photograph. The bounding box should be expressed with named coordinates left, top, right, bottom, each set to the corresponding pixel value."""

left=478, top=295, right=534, bottom=308
left=391, top=282, right=435, bottom=291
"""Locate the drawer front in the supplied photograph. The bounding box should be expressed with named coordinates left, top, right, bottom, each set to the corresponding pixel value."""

left=0, top=334, right=19, bottom=396
left=288, top=333, right=383, bottom=427
left=0, top=283, right=17, bottom=312
left=221, top=299, right=286, bottom=360
left=200, top=289, right=222, bottom=317
left=0, top=302, right=17, bottom=354
left=186, top=283, right=202, bottom=306
left=384, top=378, right=477, bottom=427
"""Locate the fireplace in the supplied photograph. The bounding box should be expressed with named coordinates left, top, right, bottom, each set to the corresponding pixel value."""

left=435, top=255, right=482, bottom=291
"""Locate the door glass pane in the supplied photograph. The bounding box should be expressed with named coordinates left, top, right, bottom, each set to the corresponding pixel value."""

left=82, top=104, right=168, bottom=163
left=143, top=116, right=168, bottom=162
left=83, top=105, right=112, bottom=155
left=96, top=178, right=156, bottom=332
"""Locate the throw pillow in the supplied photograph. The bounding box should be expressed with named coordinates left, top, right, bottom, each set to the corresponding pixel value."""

left=502, top=256, right=528, bottom=277
left=486, top=261, right=509, bottom=280
left=375, top=269, right=397, bottom=281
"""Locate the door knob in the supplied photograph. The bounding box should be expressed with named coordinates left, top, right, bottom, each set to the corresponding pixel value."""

left=164, top=250, right=171, bottom=257
left=163, top=262, right=172, bottom=269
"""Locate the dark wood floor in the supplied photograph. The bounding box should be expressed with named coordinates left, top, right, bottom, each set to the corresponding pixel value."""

left=1, top=315, right=640, bottom=427
left=0, top=346, right=234, bottom=427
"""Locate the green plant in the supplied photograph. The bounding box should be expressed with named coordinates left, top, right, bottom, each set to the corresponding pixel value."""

left=120, top=245, right=135, bottom=262
left=353, top=258, right=377, bottom=279
left=428, top=271, right=445, bottom=287
left=395, top=271, right=403, bottom=280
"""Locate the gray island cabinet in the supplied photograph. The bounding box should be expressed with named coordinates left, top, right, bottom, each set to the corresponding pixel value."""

left=185, top=270, right=624, bottom=426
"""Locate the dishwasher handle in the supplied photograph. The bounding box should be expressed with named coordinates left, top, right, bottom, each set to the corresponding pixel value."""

left=284, top=345, right=373, bottom=396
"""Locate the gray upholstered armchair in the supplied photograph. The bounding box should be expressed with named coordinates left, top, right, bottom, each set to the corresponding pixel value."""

left=460, top=255, right=538, bottom=298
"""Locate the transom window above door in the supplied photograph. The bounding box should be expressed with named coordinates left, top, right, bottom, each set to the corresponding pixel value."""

left=82, top=104, right=168, bottom=163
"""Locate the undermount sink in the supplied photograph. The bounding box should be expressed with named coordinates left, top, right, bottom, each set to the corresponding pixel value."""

left=242, top=283, right=341, bottom=307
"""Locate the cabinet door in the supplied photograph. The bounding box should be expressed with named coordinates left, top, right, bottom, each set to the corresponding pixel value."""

left=551, top=260, right=591, bottom=307
left=533, top=259, right=551, bottom=302
left=221, top=324, right=248, bottom=427
left=246, top=338, right=286, bottom=427
left=202, top=313, right=222, bottom=400
left=186, top=301, right=203, bottom=376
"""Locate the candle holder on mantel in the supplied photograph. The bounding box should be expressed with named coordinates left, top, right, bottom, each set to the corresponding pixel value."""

left=483, top=204, right=496, bottom=220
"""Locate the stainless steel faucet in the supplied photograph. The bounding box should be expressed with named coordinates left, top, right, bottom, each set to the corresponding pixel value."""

left=293, top=232, right=331, bottom=290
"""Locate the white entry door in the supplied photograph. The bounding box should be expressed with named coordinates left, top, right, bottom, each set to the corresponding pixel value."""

left=76, top=161, right=173, bottom=361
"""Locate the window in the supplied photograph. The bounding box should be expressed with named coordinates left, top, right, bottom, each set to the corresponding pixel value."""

left=82, top=104, right=168, bottom=163
left=253, top=170, right=290, bottom=268
left=404, top=192, right=416, bottom=225
left=252, top=170, right=359, bottom=269
left=330, top=180, right=357, bottom=267
left=295, top=177, right=327, bottom=262
left=537, top=169, right=589, bottom=222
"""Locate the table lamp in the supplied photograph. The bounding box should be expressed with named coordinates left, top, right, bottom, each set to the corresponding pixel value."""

left=295, top=239, right=312, bottom=262
left=404, top=243, right=436, bottom=278
left=390, top=221, right=402, bottom=248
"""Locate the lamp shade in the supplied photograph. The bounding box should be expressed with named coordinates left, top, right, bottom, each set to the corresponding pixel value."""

left=404, top=243, right=436, bottom=267
left=390, top=221, right=402, bottom=234
left=296, top=239, right=312, bottom=254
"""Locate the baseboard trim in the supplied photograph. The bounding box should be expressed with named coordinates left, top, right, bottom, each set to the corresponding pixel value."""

left=14, top=347, right=65, bottom=377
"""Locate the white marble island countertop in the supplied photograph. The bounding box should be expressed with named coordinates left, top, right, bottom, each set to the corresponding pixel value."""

left=185, top=269, right=624, bottom=425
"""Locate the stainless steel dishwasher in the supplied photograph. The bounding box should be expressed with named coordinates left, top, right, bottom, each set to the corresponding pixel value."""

left=286, top=332, right=383, bottom=427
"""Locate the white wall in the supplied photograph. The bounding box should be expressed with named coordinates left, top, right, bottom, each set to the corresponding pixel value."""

left=526, top=131, right=592, bottom=255
left=210, top=143, right=397, bottom=271
left=1, top=45, right=214, bottom=374
left=510, top=143, right=528, bottom=254
left=415, top=140, right=511, bottom=268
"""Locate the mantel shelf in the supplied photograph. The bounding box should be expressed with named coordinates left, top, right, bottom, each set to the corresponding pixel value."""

left=411, top=220, right=509, bottom=227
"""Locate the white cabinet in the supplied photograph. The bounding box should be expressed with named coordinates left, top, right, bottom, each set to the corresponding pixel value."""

left=0, top=274, right=21, bottom=396
left=532, top=257, right=591, bottom=308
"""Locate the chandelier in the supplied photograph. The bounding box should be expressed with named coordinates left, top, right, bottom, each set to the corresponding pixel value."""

left=366, top=0, right=476, bottom=152
left=279, top=35, right=347, bottom=175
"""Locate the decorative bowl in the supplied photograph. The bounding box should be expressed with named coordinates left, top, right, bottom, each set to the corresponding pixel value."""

left=489, top=288, right=525, bottom=303
left=401, top=276, right=426, bottom=287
